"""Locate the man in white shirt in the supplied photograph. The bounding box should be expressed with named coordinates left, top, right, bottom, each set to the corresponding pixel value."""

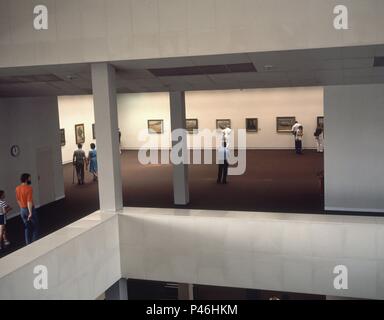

left=217, top=142, right=230, bottom=184
left=291, top=121, right=303, bottom=151
left=222, top=126, right=232, bottom=148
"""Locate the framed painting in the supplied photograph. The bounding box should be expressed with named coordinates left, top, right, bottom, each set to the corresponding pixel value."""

left=276, top=117, right=296, bottom=133
left=246, top=118, right=258, bottom=132
left=60, top=129, right=66, bottom=146
left=75, top=124, right=85, bottom=144
left=186, top=119, right=198, bottom=134
left=148, top=119, right=164, bottom=134
left=216, top=119, right=231, bottom=130
left=92, top=123, right=96, bottom=139
left=317, top=116, right=324, bottom=128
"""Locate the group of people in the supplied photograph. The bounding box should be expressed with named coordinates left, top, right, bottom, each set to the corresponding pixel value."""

left=0, top=142, right=99, bottom=251
left=73, top=143, right=98, bottom=185
left=291, top=121, right=324, bottom=155
left=0, top=173, right=39, bottom=250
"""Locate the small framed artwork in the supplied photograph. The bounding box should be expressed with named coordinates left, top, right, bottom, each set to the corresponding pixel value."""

left=246, top=118, right=258, bottom=132
left=276, top=117, right=296, bottom=133
left=75, top=124, right=85, bottom=144
left=216, top=119, right=231, bottom=130
left=148, top=119, right=164, bottom=134
left=60, top=129, right=66, bottom=146
left=92, top=123, right=96, bottom=139
left=317, top=116, right=324, bottom=128
left=186, top=119, right=198, bottom=133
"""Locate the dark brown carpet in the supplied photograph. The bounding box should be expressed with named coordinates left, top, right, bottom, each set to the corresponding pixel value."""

left=121, top=149, right=324, bottom=213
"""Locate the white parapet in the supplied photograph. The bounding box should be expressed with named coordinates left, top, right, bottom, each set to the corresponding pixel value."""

left=1, top=207, right=384, bottom=299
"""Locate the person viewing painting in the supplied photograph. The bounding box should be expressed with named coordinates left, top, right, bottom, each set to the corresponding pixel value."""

left=314, top=125, right=324, bottom=153
left=73, top=143, right=86, bottom=185
left=295, top=125, right=304, bottom=155
left=87, top=143, right=98, bottom=182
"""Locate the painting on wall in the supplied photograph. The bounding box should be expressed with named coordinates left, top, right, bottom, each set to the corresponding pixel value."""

left=92, top=123, right=96, bottom=139
left=317, top=116, right=324, bottom=128
left=246, top=118, right=258, bottom=132
left=148, top=120, right=164, bottom=134
left=186, top=119, right=198, bottom=133
left=216, top=119, right=231, bottom=130
left=276, top=117, right=296, bottom=133
left=75, top=124, right=85, bottom=144
left=60, top=129, right=66, bottom=146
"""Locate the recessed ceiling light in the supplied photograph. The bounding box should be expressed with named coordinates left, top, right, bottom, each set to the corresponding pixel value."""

left=264, top=65, right=273, bottom=71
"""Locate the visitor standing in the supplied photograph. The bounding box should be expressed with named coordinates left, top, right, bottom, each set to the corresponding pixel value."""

left=15, top=173, right=39, bottom=245
left=217, top=141, right=230, bottom=184
left=73, top=144, right=86, bottom=185
left=87, top=143, right=98, bottom=182
left=314, top=126, right=324, bottom=153
left=291, top=121, right=302, bottom=150
left=0, top=190, right=12, bottom=250
left=295, top=125, right=304, bottom=155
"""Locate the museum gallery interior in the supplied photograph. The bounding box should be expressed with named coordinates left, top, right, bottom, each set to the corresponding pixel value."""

left=1, top=0, right=384, bottom=301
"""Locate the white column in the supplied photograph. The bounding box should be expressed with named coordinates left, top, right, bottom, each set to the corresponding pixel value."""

left=91, top=63, right=123, bottom=212
left=169, top=91, right=189, bottom=205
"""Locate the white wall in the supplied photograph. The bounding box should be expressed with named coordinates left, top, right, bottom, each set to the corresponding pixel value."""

left=0, top=97, right=64, bottom=218
left=1, top=207, right=384, bottom=300
left=118, top=87, right=323, bottom=150
left=324, top=84, right=384, bottom=213
left=1, top=0, right=384, bottom=68
left=58, top=87, right=323, bottom=162
left=58, top=95, right=95, bottom=164
left=0, top=212, right=120, bottom=300
left=119, top=208, right=384, bottom=300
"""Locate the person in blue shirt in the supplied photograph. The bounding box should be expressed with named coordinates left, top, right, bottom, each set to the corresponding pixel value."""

left=87, top=143, right=98, bottom=182
left=217, top=141, right=229, bottom=184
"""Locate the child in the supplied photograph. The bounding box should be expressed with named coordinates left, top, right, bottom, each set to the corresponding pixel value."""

left=0, top=190, right=12, bottom=250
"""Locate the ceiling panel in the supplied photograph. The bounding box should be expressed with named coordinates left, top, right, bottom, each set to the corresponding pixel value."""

left=0, top=45, right=384, bottom=97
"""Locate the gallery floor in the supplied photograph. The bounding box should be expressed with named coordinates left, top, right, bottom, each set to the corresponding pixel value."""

left=1, top=149, right=324, bottom=259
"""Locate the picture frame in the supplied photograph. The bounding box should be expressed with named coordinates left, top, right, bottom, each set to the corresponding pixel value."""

left=92, top=123, right=96, bottom=140
left=276, top=117, right=296, bottom=133
left=60, top=128, right=66, bottom=146
left=186, top=119, right=198, bottom=134
left=75, top=124, right=85, bottom=144
left=246, top=118, right=258, bottom=132
left=148, top=119, right=164, bottom=134
left=216, top=119, right=231, bottom=130
left=317, top=116, right=324, bottom=128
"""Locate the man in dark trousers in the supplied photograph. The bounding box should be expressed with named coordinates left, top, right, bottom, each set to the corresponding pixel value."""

left=217, top=141, right=229, bottom=184
left=73, top=144, right=86, bottom=185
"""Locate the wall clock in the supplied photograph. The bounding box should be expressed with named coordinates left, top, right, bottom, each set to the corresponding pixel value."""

left=10, top=145, right=20, bottom=157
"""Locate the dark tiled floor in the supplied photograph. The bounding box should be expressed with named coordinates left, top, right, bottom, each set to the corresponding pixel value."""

left=1, top=149, right=324, bottom=258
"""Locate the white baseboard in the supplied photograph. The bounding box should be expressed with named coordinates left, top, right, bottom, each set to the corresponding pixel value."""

left=325, top=206, right=384, bottom=213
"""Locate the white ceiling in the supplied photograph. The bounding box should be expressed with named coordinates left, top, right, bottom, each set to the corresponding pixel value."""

left=0, top=45, right=384, bottom=97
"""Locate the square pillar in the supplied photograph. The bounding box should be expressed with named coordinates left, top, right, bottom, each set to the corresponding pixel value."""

left=169, top=91, right=189, bottom=205
left=91, top=63, right=123, bottom=212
